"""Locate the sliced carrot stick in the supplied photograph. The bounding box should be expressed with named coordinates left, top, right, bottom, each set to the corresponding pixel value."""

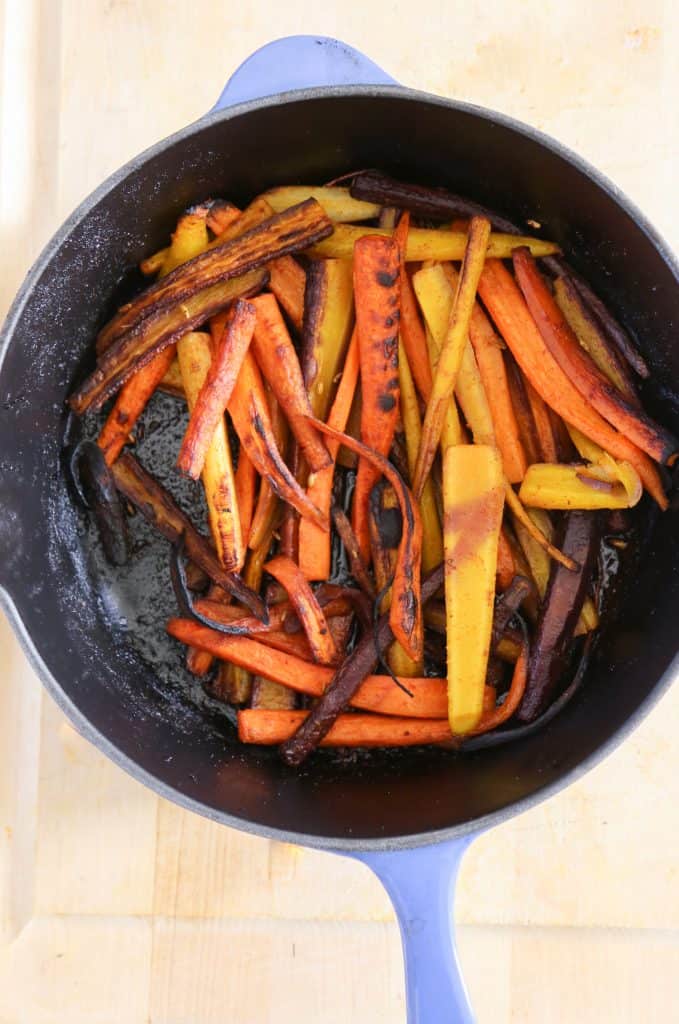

left=167, top=618, right=449, bottom=718
left=478, top=259, right=668, bottom=508
left=298, top=329, right=360, bottom=581
left=140, top=248, right=168, bottom=276
left=413, top=218, right=492, bottom=499
left=332, top=508, right=376, bottom=598
left=194, top=603, right=314, bottom=660
left=250, top=293, right=330, bottom=473
left=524, top=378, right=559, bottom=463
left=234, top=450, right=257, bottom=548
left=195, top=594, right=353, bottom=636
left=205, top=200, right=241, bottom=236
left=398, top=340, right=443, bottom=573
left=513, top=249, right=677, bottom=465
left=393, top=213, right=434, bottom=403
left=186, top=583, right=230, bottom=677
left=497, top=528, right=516, bottom=591
left=308, top=224, right=560, bottom=262
left=313, top=421, right=423, bottom=662
left=97, top=345, right=176, bottom=465
left=267, top=256, right=306, bottom=334
left=441, top=262, right=526, bottom=482
left=176, top=299, right=256, bottom=479
left=247, top=388, right=287, bottom=551
left=238, top=710, right=455, bottom=747
left=302, top=258, right=355, bottom=421
left=351, top=234, right=402, bottom=562
left=177, top=332, right=244, bottom=570
left=227, top=352, right=327, bottom=528
left=504, top=354, right=541, bottom=466
left=264, top=555, right=338, bottom=666
left=160, top=211, right=210, bottom=276
left=467, top=643, right=528, bottom=735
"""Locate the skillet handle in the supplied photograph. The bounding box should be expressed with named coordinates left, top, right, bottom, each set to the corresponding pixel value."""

left=350, top=836, right=476, bottom=1023
left=212, top=35, right=396, bottom=111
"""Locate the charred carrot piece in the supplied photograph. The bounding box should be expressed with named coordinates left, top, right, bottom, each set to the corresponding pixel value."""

left=553, top=274, right=638, bottom=404
left=513, top=249, right=677, bottom=465
left=167, top=619, right=450, bottom=719
left=247, top=388, right=288, bottom=551
left=192, top=603, right=315, bottom=660
left=478, top=259, right=668, bottom=508
left=313, top=421, right=423, bottom=662
left=267, top=257, right=306, bottom=334
left=227, top=352, right=327, bottom=529
left=504, top=355, right=541, bottom=466
left=413, top=218, right=491, bottom=498
left=351, top=234, right=402, bottom=562
left=186, top=583, right=231, bottom=677
left=264, top=555, right=338, bottom=666
left=332, top=508, right=376, bottom=599
left=308, top=224, right=560, bottom=262
left=302, top=258, right=355, bottom=421
left=234, top=451, right=258, bottom=548
left=177, top=332, right=244, bottom=570
left=238, top=710, right=455, bottom=747
left=97, top=346, right=176, bottom=465
left=177, top=300, right=256, bottom=480
left=195, top=594, right=353, bottom=636
left=398, top=340, right=443, bottom=574
left=497, top=528, right=516, bottom=591
left=206, top=200, right=242, bottom=236
left=298, top=329, right=360, bottom=581
left=393, top=212, right=434, bottom=403
left=467, top=643, right=528, bottom=735
left=251, top=294, right=330, bottom=473
left=524, top=378, right=559, bottom=463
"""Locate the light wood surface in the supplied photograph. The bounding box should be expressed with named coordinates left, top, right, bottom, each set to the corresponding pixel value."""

left=1, top=2, right=678, bottom=1021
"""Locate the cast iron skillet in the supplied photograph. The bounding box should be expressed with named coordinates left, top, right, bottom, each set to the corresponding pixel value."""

left=1, top=36, right=678, bottom=1022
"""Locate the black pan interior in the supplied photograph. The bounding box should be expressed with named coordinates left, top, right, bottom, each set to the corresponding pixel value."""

left=0, top=90, right=677, bottom=848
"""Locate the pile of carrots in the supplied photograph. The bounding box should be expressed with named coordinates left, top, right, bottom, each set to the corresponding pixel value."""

left=69, top=172, right=677, bottom=767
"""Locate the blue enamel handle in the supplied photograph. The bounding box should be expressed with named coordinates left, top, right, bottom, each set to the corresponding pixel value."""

left=212, top=35, right=397, bottom=111
left=351, top=838, right=476, bottom=1022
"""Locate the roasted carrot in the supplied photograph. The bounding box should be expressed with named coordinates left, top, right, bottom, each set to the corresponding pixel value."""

left=186, top=584, right=230, bottom=677
left=553, top=274, right=638, bottom=404
left=519, top=463, right=641, bottom=510
left=467, top=643, right=528, bottom=735
left=332, top=508, right=376, bottom=598
left=351, top=234, right=402, bottom=562
left=308, top=224, right=560, bottom=262
left=443, top=445, right=505, bottom=734
left=314, top=421, right=423, bottom=662
left=264, top=555, right=338, bottom=666
left=524, top=378, right=559, bottom=463
left=497, top=528, right=516, bottom=591
left=478, top=259, right=668, bottom=508
left=168, top=619, right=450, bottom=718
left=413, top=218, right=491, bottom=498
left=205, top=200, right=242, bottom=236
left=160, top=211, right=210, bottom=276
left=247, top=387, right=288, bottom=551
left=398, top=340, right=443, bottom=573
left=504, top=355, right=541, bottom=466
left=298, top=328, right=360, bottom=581
left=192, top=603, right=315, bottom=660
left=250, top=293, right=330, bottom=473
left=195, top=593, right=353, bottom=637
left=392, top=212, right=434, bottom=403
left=513, top=249, right=677, bottom=465
left=262, top=185, right=380, bottom=222
left=267, top=256, right=306, bottom=334
left=97, top=345, right=176, bottom=465
left=234, top=450, right=258, bottom=548
left=227, top=352, right=327, bottom=529
left=239, top=710, right=459, bottom=747
left=140, top=248, right=168, bottom=276
left=302, top=258, right=355, bottom=421
left=176, top=331, right=244, bottom=570
left=177, top=299, right=256, bottom=479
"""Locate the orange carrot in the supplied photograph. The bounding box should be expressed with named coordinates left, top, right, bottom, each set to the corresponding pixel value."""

left=313, top=421, right=423, bottom=662
left=250, top=294, right=330, bottom=473
left=238, top=710, right=455, bottom=746
left=513, top=249, right=677, bottom=465
left=195, top=594, right=353, bottom=636
left=168, top=618, right=449, bottom=718
left=264, top=555, right=338, bottom=666
left=298, top=328, right=360, bottom=580
left=248, top=387, right=288, bottom=551
left=97, top=346, right=176, bottom=465
left=505, top=354, right=541, bottom=466
left=393, top=213, right=433, bottom=402
left=234, top=450, right=257, bottom=548
left=176, top=299, right=256, bottom=479
left=227, top=352, right=327, bottom=528
left=524, top=377, right=559, bottom=463
left=497, top=528, right=516, bottom=590
left=206, top=201, right=241, bottom=236
left=351, top=235, right=402, bottom=562
left=466, top=294, right=527, bottom=482
left=467, top=642, right=528, bottom=735
left=268, top=256, right=306, bottom=334
left=478, top=259, right=668, bottom=508
left=186, top=584, right=230, bottom=677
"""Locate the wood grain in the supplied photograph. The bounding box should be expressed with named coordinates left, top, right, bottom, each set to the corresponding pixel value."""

left=1, top=1, right=678, bottom=1021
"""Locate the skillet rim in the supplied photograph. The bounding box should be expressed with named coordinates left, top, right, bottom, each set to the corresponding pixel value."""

left=0, top=83, right=678, bottom=851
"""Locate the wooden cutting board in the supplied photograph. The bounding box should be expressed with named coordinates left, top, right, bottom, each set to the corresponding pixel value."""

left=1, top=2, right=678, bottom=1020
